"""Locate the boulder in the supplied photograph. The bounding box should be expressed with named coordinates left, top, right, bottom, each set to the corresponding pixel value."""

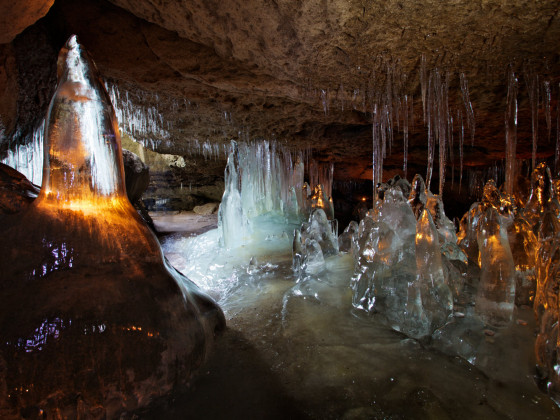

left=193, top=202, right=219, bottom=215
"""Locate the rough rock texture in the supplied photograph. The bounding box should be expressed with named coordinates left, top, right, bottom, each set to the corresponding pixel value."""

left=122, top=148, right=149, bottom=204
left=0, top=162, right=38, bottom=214
left=0, top=1, right=54, bottom=44
left=193, top=202, right=220, bottom=216
left=1, top=0, right=560, bottom=197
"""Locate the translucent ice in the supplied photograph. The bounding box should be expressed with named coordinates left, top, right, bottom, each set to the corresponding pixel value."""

left=338, top=220, right=358, bottom=253
left=405, top=209, right=453, bottom=338
left=524, top=163, right=560, bottom=233
left=426, top=191, right=457, bottom=244
left=293, top=208, right=339, bottom=278
left=534, top=211, right=560, bottom=400
left=475, top=207, right=516, bottom=327
left=218, top=141, right=250, bottom=248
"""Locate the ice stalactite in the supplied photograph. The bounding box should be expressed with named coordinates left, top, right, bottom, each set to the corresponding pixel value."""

left=525, top=69, right=539, bottom=171
left=437, top=72, right=450, bottom=198
left=403, top=94, right=409, bottom=178
left=1, top=122, right=44, bottom=186
left=385, top=64, right=394, bottom=155
left=321, top=89, right=329, bottom=116
left=218, top=140, right=307, bottom=249
left=449, top=113, right=455, bottom=189
left=458, top=110, right=464, bottom=191
left=426, top=72, right=435, bottom=191
left=504, top=67, right=518, bottom=197
left=372, top=104, right=383, bottom=199
left=544, top=80, right=552, bottom=143
left=460, top=73, right=476, bottom=146
left=421, top=54, right=428, bottom=124
left=106, top=82, right=171, bottom=151
left=309, top=159, right=334, bottom=199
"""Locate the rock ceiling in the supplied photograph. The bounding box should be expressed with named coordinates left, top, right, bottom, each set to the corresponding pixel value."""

left=1, top=0, right=560, bottom=183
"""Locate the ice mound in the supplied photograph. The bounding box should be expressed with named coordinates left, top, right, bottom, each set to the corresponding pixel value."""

left=0, top=36, right=224, bottom=419
left=349, top=177, right=460, bottom=338
left=292, top=208, right=339, bottom=279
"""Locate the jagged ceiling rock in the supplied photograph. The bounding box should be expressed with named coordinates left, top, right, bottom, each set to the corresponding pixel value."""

left=1, top=0, right=560, bottom=184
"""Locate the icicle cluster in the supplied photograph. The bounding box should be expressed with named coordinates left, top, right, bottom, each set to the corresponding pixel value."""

left=1, top=122, right=44, bottom=186
left=218, top=140, right=307, bottom=248
left=106, top=83, right=171, bottom=149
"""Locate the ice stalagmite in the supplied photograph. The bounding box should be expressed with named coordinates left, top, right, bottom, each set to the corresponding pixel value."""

left=534, top=208, right=560, bottom=401
left=405, top=209, right=453, bottom=339
left=475, top=207, right=516, bottom=327
left=351, top=187, right=417, bottom=330
left=0, top=36, right=224, bottom=419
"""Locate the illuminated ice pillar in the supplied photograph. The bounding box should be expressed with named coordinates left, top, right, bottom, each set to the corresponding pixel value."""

left=39, top=35, right=126, bottom=206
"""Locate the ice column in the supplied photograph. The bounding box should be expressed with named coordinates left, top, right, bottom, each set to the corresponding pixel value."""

left=41, top=35, right=125, bottom=204
left=475, top=207, right=516, bottom=327
left=218, top=140, right=249, bottom=248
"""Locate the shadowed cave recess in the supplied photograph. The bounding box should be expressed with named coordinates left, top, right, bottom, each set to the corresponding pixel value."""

left=3, top=0, right=560, bottom=419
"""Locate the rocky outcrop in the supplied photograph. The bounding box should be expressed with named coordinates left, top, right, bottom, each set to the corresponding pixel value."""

left=0, top=162, right=38, bottom=214
left=122, top=148, right=149, bottom=204
left=193, top=202, right=219, bottom=215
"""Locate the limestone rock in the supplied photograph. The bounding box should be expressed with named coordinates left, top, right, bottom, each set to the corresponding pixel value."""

left=122, top=148, right=149, bottom=204
left=0, top=163, right=38, bottom=215
left=193, top=202, right=219, bottom=215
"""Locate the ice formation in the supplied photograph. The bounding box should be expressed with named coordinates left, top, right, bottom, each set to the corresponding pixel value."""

left=292, top=208, right=339, bottom=278
left=0, top=36, right=224, bottom=419
left=406, top=209, right=453, bottom=338
left=475, top=207, right=516, bottom=327
left=218, top=140, right=307, bottom=248
left=350, top=180, right=455, bottom=338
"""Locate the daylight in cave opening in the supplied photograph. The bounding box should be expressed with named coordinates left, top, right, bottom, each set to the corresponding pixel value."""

left=2, top=1, right=560, bottom=419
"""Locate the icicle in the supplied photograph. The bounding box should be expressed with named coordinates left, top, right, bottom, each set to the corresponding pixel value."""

left=504, top=67, right=518, bottom=197
left=437, top=72, right=450, bottom=198
left=372, top=104, right=383, bottom=199
left=448, top=113, right=454, bottom=189
left=544, top=80, right=552, bottom=143
left=525, top=69, right=539, bottom=171
left=410, top=94, right=414, bottom=134
left=321, top=89, right=329, bottom=116
left=420, top=54, right=427, bottom=124
left=459, top=73, right=475, bottom=146
left=426, top=71, right=435, bottom=192
left=385, top=64, right=394, bottom=153
left=403, top=94, right=409, bottom=179
left=458, top=110, right=464, bottom=192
